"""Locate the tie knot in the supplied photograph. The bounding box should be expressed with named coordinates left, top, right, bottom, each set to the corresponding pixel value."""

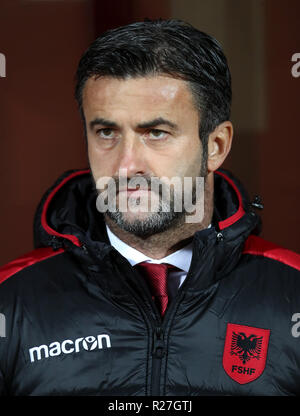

left=135, top=262, right=170, bottom=296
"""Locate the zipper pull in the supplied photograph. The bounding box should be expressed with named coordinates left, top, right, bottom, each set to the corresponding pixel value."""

left=152, top=327, right=165, bottom=359
left=216, top=231, right=224, bottom=242
left=250, top=195, right=264, bottom=210
left=50, top=235, right=63, bottom=251
left=82, top=243, right=88, bottom=254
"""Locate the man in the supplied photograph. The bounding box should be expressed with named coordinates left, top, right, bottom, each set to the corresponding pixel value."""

left=0, top=19, right=300, bottom=396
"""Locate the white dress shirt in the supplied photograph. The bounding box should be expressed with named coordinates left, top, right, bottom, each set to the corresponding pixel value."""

left=106, top=225, right=193, bottom=299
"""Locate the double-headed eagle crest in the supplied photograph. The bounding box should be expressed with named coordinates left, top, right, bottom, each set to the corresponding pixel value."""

left=230, top=332, right=263, bottom=364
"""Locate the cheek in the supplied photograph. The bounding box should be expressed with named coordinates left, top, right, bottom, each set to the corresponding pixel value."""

left=88, top=145, right=109, bottom=183
left=172, top=139, right=202, bottom=178
left=87, top=138, right=113, bottom=171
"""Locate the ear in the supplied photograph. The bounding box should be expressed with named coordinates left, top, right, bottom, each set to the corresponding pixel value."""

left=207, top=121, right=233, bottom=173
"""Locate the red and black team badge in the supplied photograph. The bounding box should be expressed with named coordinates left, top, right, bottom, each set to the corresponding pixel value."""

left=223, top=323, right=270, bottom=384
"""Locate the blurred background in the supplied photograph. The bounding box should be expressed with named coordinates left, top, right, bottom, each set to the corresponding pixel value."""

left=0, top=0, right=299, bottom=265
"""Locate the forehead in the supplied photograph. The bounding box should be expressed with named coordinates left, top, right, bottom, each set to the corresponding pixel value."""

left=82, top=75, right=198, bottom=119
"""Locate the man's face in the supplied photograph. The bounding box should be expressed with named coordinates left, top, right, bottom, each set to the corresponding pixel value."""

left=82, top=75, right=205, bottom=236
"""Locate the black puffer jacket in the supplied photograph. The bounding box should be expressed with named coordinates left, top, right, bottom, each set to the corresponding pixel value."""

left=0, top=169, right=300, bottom=396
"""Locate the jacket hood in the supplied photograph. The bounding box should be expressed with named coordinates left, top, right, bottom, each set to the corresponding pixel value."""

left=34, top=168, right=262, bottom=252
left=33, top=168, right=263, bottom=294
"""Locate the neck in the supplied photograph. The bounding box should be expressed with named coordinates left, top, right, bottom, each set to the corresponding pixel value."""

left=105, top=175, right=214, bottom=259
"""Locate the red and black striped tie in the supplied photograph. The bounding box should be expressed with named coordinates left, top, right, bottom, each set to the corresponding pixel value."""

left=135, top=262, right=175, bottom=316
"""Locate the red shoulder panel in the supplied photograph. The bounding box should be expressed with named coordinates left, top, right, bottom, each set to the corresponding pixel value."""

left=0, top=247, right=64, bottom=285
left=243, top=235, right=300, bottom=271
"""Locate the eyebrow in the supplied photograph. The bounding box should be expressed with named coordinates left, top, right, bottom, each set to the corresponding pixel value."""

left=89, top=118, right=118, bottom=130
left=136, top=117, right=178, bottom=131
left=89, top=117, right=178, bottom=131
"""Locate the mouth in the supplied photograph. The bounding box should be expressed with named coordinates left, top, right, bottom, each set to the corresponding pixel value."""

left=118, top=188, right=151, bottom=197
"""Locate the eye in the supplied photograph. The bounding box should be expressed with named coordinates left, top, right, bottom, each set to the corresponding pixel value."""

left=96, top=128, right=116, bottom=139
left=148, top=129, right=168, bottom=140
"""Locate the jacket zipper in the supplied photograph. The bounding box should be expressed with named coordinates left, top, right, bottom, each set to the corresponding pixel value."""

left=151, top=326, right=165, bottom=395
left=110, top=249, right=199, bottom=395
left=111, top=253, right=165, bottom=394
left=150, top=287, right=186, bottom=395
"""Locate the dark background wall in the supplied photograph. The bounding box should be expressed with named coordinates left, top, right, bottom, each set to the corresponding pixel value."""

left=0, top=0, right=299, bottom=266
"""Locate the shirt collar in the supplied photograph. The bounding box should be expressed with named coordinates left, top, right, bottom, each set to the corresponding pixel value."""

left=106, top=224, right=193, bottom=273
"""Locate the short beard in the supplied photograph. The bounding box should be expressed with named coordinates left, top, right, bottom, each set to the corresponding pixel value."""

left=104, top=201, right=184, bottom=238
left=102, top=164, right=207, bottom=238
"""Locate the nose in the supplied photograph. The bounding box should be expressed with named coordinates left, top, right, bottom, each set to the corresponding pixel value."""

left=115, top=134, right=149, bottom=178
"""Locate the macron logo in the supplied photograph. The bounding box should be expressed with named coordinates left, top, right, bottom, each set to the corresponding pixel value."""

left=29, top=334, right=111, bottom=363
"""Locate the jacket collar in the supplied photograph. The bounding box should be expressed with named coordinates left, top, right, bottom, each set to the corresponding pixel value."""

left=33, top=168, right=261, bottom=292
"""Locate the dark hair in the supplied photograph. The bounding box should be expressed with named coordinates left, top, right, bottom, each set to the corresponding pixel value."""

left=75, top=19, right=232, bottom=160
